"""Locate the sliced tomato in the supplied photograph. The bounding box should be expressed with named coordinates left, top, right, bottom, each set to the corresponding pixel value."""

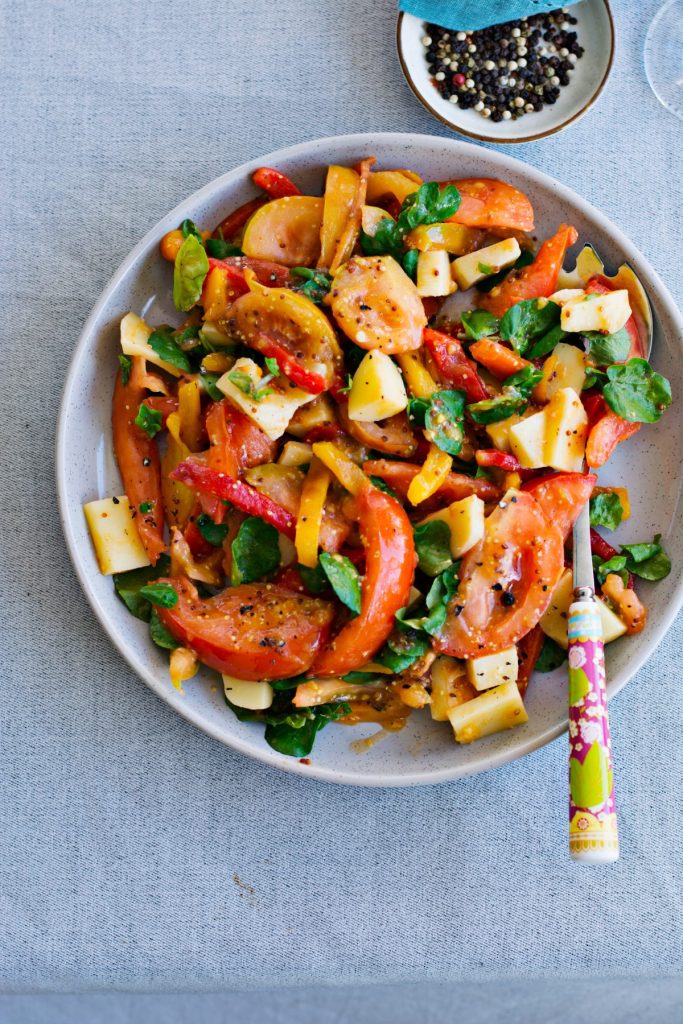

left=468, top=338, right=531, bottom=380
left=225, top=403, right=278, bottom=469
left=205, top=255, right=291, bottom=304
left=585, top=411, right=641, bottom=469
left=522, top=471, right=597, bottom=539
left=516, top=624, right=545, bottom=698
left=155, top=576, right=334, bottom=680
left=252, top=167, right=302, bottom=199
left=434, top=490, right=564, bottom=659
left=362, top=459, right=500, bottom=503
left=423, top=328, right=488, bottom=402
left=441, top=178, right=535, bottom=232
left=478, top=224, right=578, bottom=318
left=111, top=364, right=166, bottom=564
left=586, top=275, right=646, bottom=359
left=311, top=485, right=416, bottom=676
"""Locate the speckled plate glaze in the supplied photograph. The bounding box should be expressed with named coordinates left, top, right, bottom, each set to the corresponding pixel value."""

left=397, top=2, right=614, bottom=143
left=56, top=133, right=683, bottom=787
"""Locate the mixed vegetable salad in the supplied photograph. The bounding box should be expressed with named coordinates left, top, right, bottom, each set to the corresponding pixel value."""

left=83, top=160, right=672, bottom=759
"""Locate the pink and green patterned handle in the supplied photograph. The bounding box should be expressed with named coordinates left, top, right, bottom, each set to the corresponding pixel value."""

left=567, top=598, right=620, bottom=863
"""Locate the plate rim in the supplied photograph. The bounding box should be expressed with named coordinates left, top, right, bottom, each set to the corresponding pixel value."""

left=56, top=130, right=683, bottom=787
left=395, top=3, right=615, bottom=145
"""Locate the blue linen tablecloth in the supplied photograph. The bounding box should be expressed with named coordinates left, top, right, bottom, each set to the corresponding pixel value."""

left=0, top=0, right=681, bottom=997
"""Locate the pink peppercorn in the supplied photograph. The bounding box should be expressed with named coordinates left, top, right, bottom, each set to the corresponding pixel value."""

left=453, top=73, right=466, bottom=86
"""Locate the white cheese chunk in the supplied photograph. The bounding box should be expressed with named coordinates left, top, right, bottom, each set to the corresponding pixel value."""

left=466, top=647, right=519, bottom=692
left=560, top=289, right=632, bottom=335
left=217, top=357, right=316, bottom=440
left=83, top=495, right=151, bottom=575
left=451, top=237, right=521, bottom=290
left=348, top=350, right=408, bottom=422
left=223, top=676, right=274, bottom=711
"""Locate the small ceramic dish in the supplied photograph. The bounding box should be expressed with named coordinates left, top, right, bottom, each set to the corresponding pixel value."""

left=56, top=132, right=683, bottom=787
left=397, top=1, right=614, bottom=143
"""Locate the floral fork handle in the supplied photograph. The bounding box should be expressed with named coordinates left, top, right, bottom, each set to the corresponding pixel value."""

left=567, top=596, right=620, bottom=863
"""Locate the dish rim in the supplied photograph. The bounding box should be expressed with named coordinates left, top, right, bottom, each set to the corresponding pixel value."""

left=56, top=130, right=683, bottom=787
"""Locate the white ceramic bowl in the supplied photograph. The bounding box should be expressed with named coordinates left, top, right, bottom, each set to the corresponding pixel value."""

left=56, top=132, right=683, bottom=787
left=397, top=2, right=614, bottom=143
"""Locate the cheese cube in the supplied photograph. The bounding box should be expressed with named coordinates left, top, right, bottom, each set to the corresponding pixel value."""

left=549, top=288, right=585, bottom=305
left=466, top=647, right=519, bottom=692
left=286, top=394, right=336, bottom=438
left=223, top=676, right=274, bottom=711
left=534, top=343, right=586, bottom=403
left=278, top=441, right=314, bottom=467
left=560, top=289, right=632, bottom=335
left=348, top=350, right=408, bottom=422
left=217, top=358, right=316, bottom=440
left=416, top=250, right=457, bottom=298
left=451, top=237, right=521, bottom=290
left=448, top=681, right=528, bottom=744
left=420, top=494, right=485, bottom=558
left=508, top=408, right=547, bottom=469
left=540, top=569, right=628, bottom=649
left=485, top=409, right=534, bottom=453
left=430, top=656, right=475, bottom=721
left=543, top=387, right=587, bottom=472
left=120, top=312, right=183, bottom=377
left=83, top=495, right=151, bottom=575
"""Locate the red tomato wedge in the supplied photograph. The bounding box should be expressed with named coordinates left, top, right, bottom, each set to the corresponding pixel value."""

left=155, top=577, right=334, bottom=680
left=478, top=224, right=578, bottom=318
left=362, top=459, right=500, bottom=503
left=586, top=275, right=647, bottom=359
left=585, top=412, right=641, bottom=469
left=441, top=178, right=535, bottom=232
left=112, top=365, right=166, bottom=565
left=516, top=624, right=545, bottom=698
left=434, top=490, right=565, bottom=659
left=311, top=486, right=416, bottom=677
left=522, top=472, right=597, bottom=539
left=423, top=328, right=488, bottom=402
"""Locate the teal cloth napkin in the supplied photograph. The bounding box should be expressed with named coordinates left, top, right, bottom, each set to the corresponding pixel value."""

left=398, top=0, right=582, bottom=32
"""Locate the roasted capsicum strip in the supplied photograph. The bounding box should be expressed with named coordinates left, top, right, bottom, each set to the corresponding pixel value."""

left=423, top=328, right=488, bottom=402
left=478, top=223, right=578, bottom=317
left=251, top=167, right=302, bottom=199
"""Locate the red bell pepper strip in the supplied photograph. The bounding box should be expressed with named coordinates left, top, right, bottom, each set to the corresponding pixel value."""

left=183, top=516, right=216, bottom=559
left=516, top=624, right=545, bottom=698
left=311, top=485, right=416, bottom=676
left=581, top=390, right=607, bottom=429
left=585, top=411, right=641, bottom=469
left=250, top=332, right=329, bottom=395
left=478, top=224, right=578, bottom=318
left=586, top=275, right=646, bottom=359
left=112, top=365, right=166, bottom=565
left=468, top=338, right=531, bottom=380
left=423, top=328, right=488, bottom=402
left=171, top=460, right=297, bottom=539
left=213, top=197, right=266, bottom=241
left=252, top=167, right=302, bottom=199
left=475, top=449, right=521, bottom=472
left=362, top=459, right=500, bottom=503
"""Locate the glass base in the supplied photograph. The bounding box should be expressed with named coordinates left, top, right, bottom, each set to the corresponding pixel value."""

left=645, top=0, right=683, bottom=120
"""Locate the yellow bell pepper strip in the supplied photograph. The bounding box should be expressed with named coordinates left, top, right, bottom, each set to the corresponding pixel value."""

left=311, top=441, right=367, bottom=496
left=396, top=352, right=438, bottom=400
left=201, top=265, right=231, bottom=322
left=178, top=379, right=202, bottom=452
left=406, top=444, right=453, bottom=505
left=201, top=352, right=233, bottom=374
left=329, top=157, right=374, bottom=274
left=318, top=165, right=360, bottom=271
left=295, top=458, right=333, bottom=568
left=161, top=413, right=195, bottom=529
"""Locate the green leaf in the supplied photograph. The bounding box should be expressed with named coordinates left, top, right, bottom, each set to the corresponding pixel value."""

left=477, top=262, right=493, bottom=276
left=503, top=364, right=543, bottom=399
left=196, top=513, right=230, bottom=547
left=134, top=403, right=163, bottom=438
left=460, top=309, right=499, bottom=341
left=369, top=475, right=399, bottom=499
left=621, top=534, right=671, bottom=581
left=205, top=237, right=243, bottom=259
left=395, top=563, right=459, bottom=638
left=603, top=358, right=672, bottom=423
left=231, top=516, right=281, bottom=585
left=375, top=629, right=430, bottom=672
left=200, top=372, right=224, bottom=401
left=407, top=396, right=431, bottom=427
left=147, top=326, right=192, bottom=372
left=583, top=366, right=608, bottom=390
left=396, top=598, right=447, bottom=637
left=118, top=353, right=132, bottom=385
left=139, top=581, right=178, bottom=608
left=398, top=182, right=461, bottom=232
left=181, top=218, right=203, bottom=241
left=297, top=562, right=329, bottom=594
left=149, top=608, right=180, bottom=650
left=264, top=356, right=280, bottom=376
left=413, top=519, right=453, bottom=576
left=500, top=299, right=561, bottom=355
left=402, top=248, right=419, bottom=280
left=476, top=248, right=534, bottom=292
left=264, top=702, right=349, bottom=757
left=319, top=552, right=362, bottom=615
left=535, top=636, right=567, bottom=672
left=583, top=327, right=631, bottom=366
left=290, top=266, right=333, bottom=304
left=112, top=555, right=171, bottom=621
left=589, top=492, right=624, bottom=531
left=359, top=219, right=403, bottom=261
left=593, top=553, right=629, bottom=587
left=173, top=233, right=209, bottom=312
left=467, top=364, right=541, bottom=425
left=425, top=389, right=466, bottom=456
left=527, top=323, right=566, bottom=360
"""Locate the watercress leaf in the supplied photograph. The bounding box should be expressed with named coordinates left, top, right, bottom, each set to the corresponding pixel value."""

left=500, top=299, right=561, bottom=355
left=181, top=218, right=203, bottom=241
left=199, top=372, right=224, bottom=401
left=413, top=519, right=453, bottom=576
left=476, top=248, right=534, bottom=293
left=359, top=221, right=402, bottom=261
left=583, top=327, right=631, bottom=366
left=290, top=266, right=333, bottom=303
left=396, top=599, right=447, bottom=637
left=231, top=516, right=281, bottom=585
left=376, top=629, right=430, bottom=672
left=460, top=309, right=499, bottom=341
left=205, top=237, right=243, bottom=259
left=173, top=233, right=209, bottom=312
left=270, top=675, right=308, bottom=692
left=134, top=403, right=163, bottom=438
left=593, top=553, right=628, bottom=586
left=583, top=366, right=608, bottom=390
left=196, top=512, right=230, bottom=547
left=149, top=608, right=180, bottom=650
left=589, top=492, right=624, bottom=531
left=624, top=536, right=671, bottom=581
left=402, top=248, right=419, bottom=280
left=118, top=353, right=132, bottom=385
left=139, top=582, right=178, bottom=608
left=467, top=392, right=527, bottom=425
left=535, top=636, right=567, bottom=672
left=297, top=562, right=329, bottom=594
left=398, top=182, right=461, bottom=233
left=527, top=323, right=567, bottom=360
left=112, top=555, right=171, bottom=621
left=603, top=358, right=672, bottom=423
left=407, top=396, right=431, bottom=427
left=147, top=326, right=192, bottom=373
left=503, top=364, right=544, bottom=399
left=319, top=552, right=362, bottom=615
left=440, top=561, right=461, bottom=600
left=264, top=703, right=348, bottom=757
left=425, top=388, right=466, bottom=456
